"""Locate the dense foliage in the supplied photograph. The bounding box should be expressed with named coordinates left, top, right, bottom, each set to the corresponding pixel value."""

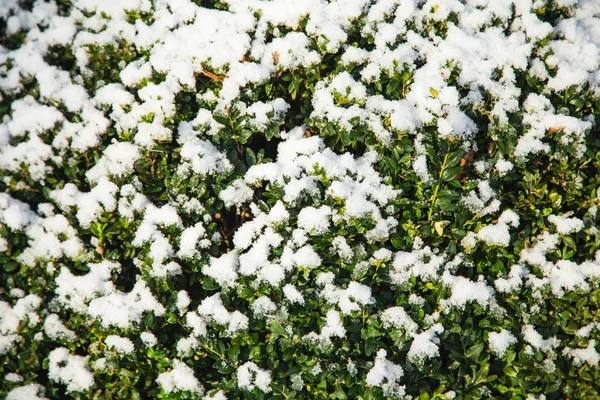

left=1, top=0, right=600, bottom=399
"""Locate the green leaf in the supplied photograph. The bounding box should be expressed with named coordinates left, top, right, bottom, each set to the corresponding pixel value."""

left=503, top=365, right=518, bottom=378
left=442, top=166, right=462, bottom=182
left=250, top=345, right=261, bottom=360
left=365, top=339, right=379, bottom=356
left=334, top=382, right=348, bottom=399
left=245, top=147, right=257, bottom=166
left=361, top=325, right=382, bottom=340
left=446, top=149, right=465, bottom=167
left=562, top=236, right=577, bottom=249
left=213, top=115, right=230, bottom=125
left=466, top=343, right=484, bottom=361
left=269, top=320, right=288, bottom=340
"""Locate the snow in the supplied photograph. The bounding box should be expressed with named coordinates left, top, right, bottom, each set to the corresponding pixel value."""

left=563, top=340, right=600, bottom=366
left=54, top=261, right=165, bottom=328
left=185, top=311, right=207, bottom=337
left=332, top=236, right=353, bottom=261
left=494, top=265, right=528, bottom=293
left=237, top=362, right=272, bottom=393
left=297, top=205, right=331, bottom=235
left=251, top=296, right=277, bottom=318
left=365, top=349, right=405, bottom=397
left=202, top=252, right=239, bottom=289
left=5, top=372, right=23, bottom=383
left=157, top=360, right=203, bottom=394
left=441, top=272, right=495, bottom=310
left=0, top=294, right=42, bottom=354
left=282, top=284, right=305, bottom=305
left=1, top=0, right=600, bottom=396
left=86, top=141, right=140, bottom=183
left=302, top=310, right=347, bottom=349
left=179, top=139, right=233, bottom=176
left=476, top=210, right=519, bottom=247
left=176, top=290, right=191, bottom=313
left=6, top=384, right=49, bottom=400
left=548, top=214, right=584, bottom=235
left=198, top=293, right=249, bottom=335
left=522, top=325, right=558, bottom=353
left=380, top=306, right=418, bottom=333
left=407, top=324, right=444, bottom=363
left=44, top=314, right=76, bottom=341
left=48, top=347, right=95, bottom=393
left=140, top=331, right=158, bottom=348
left=488, top=329, right=517, bottom=357
left=495, top=158, right=514, bottom=176
left=105, top=335, right=135, bottom=355
left=316, top=274, right=374, bottom=314
left=87, top=280, right=166, bottom=328
left=219, top=179, right=254, bottom=208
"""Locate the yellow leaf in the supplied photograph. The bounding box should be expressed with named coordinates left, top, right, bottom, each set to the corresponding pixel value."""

left=434, top=221, right=444, bottom=236
left=430, top=87, right=439, bottom=98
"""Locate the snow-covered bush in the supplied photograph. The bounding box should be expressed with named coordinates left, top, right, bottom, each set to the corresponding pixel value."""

left=1, top=0, right=600, bottom=399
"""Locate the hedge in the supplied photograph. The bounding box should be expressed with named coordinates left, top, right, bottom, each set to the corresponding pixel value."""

left=1, top=0, right=600, bottom=399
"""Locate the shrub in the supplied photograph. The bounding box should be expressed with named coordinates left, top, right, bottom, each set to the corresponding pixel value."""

left=1, top=0, right=600, bottom=399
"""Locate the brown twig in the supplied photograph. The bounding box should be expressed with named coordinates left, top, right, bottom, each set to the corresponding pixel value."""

left=201, top=70, right=225, bottom=82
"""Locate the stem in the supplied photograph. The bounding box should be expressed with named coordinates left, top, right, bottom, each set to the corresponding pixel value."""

left=202, top=343, right=225, bottom=360
left=427, top=151, right=450, bottom=221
